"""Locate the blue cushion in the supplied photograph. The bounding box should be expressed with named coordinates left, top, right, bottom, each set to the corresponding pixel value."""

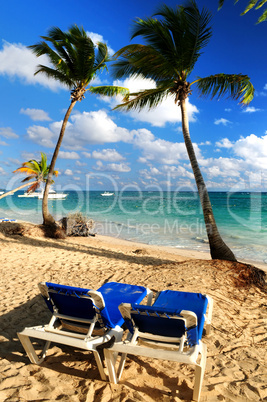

left=43, top=282, right=148, bottom=329
left=44, top=282, right=96, bottom=320
left=98, top=282, right=148, bottom=328
left=153, top=290, right=208, bottom=340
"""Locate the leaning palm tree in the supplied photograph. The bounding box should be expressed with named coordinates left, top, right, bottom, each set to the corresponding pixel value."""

left=29, top=25, right=128, bottom=226
left=0, top=152, right=57, bottom=199
left=112, top=1, right=254, bottom=261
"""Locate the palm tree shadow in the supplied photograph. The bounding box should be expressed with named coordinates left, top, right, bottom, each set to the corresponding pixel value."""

left=0, top=227, right=181, bottom=267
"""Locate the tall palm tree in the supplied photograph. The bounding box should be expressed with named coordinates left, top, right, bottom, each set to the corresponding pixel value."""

left=218, top=0, right=267, bottom=23
left=0, top=152, right=57, bottom=199
left=29, top=25, right=128, bottom=226
left=112, top=1, right=254, bottom=261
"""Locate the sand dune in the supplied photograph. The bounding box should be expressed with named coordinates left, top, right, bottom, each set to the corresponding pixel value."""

left=0, top=222, right=266, bottom=401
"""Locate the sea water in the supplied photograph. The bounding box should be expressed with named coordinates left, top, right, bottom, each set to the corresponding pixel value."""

left=1, top=191, right=267, bottom=267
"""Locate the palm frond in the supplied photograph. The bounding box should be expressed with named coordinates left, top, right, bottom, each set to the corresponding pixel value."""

left=89, top=85, right=129, bottom=97
left=218, top=0, right=224, bottom=9
left=195, top=74, right=254, bottom=104
left=257, top=7, right=267, bottom=21
left=40, top=152, right=47, bottom=172
left=113, top=87, right=169, bottom=112
left=34, top=65, right=74, bottom=88
left=21, top=175, right=37, bottom=182
left=13, top=167, right=37, bottom=175
left=27, top=182, right=40, bottom=193
left=155, top=2, right=212, bottom=72
left=218, top=0, right=267, bottom=22
left=113, top=44, right=176, bottom=81
left=241, top=0, right=258, bottom=14
left=94, top=42, right=109, bottom=71
left=27, top=159, right=41, bottom=173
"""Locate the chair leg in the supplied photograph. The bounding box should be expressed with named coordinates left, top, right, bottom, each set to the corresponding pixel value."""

left=17, top=333, right=51, bottom=364
left=104, top=349, right=118, bottom=384
left=193, top=343, right=207, bottom=402
left=117, top=352, right=127, bottom=382
left=93, top=350, right=107, bottom=381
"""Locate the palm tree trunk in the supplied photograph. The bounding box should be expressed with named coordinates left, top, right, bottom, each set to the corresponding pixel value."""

left=0, top=181, right=37, bottom=200
left=42, top=100, right=76, bottom=225
left=180, top=99, right=236, bottom=261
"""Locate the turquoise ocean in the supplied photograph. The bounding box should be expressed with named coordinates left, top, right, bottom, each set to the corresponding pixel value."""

left=1, top=191, right=267, bottom=267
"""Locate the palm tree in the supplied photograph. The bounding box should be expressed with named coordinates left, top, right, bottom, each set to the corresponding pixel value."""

left=112, top=1, right=254, bottom=261
left=218, top=0, right=267, bottom=23
left=29, top=25, right=128, bottom=226
left=0, top=152, right=57, bottom=199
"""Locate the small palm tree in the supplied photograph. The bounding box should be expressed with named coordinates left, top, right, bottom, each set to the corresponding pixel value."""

left=29, top=25, right=128, bottom=226
left=0, top=152, right=57, bottom=199
left=112, top=1, right=254, bottom=261
left=218, top=0, right=267, bottom=23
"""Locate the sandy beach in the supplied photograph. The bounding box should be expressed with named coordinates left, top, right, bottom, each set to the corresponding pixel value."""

left=0, top=221, right=266, bottom=401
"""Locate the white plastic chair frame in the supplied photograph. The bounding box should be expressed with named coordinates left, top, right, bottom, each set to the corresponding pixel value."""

left=18, top=284, right=122, bottom=380
left=104, top=294, right=213, bottom=401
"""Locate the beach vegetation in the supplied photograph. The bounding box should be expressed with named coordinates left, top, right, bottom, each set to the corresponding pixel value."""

left=29, top=25, right=129, bottom=228
left=112, top=1, right=254, bottom=261
left=0, top=152, right=57, bottom=199
left=218, top=0, right=267, bottom=23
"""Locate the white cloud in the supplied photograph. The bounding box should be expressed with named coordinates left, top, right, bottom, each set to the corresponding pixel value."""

left=214, top=118, right=231, bottom=126
left=0, top=40, right=64, bottom=91
left=242, top=106, right=261, bottom=113
left=82, top=152, right=91, bottom=158
left=20, top=108, right=51, bottom=121
left=26, top=125, right=55, bottom=148
left=131, top=128, right=201, bottom=165
left=86, top=31, right=114, bottom=55
left=233, top=134, right=267, bottom=169
left=0, top=127, right=19, bottom=139
left=64, top=169, right=73, bottom=176
left=215, top=138, right=233, bottom=148
left=91, top=149, right=125, bottom=162
left=76, top=160, right=87, bottom=167
left=0, top=166, right=6, bottom=175
left=199, top=141, right=211, bottom=146
left=58, top=151, right=80, bottom=159
left=201, top=157, right=242, bottom=178
left=93, top=160, right=130, bottom=172
left=25, top=110, right=133, bottom=149
left=0, top=140, right=8, bottom=146
left=63, top=111, right=133, bottom=149
left=111, top=76, right=199, bottom=127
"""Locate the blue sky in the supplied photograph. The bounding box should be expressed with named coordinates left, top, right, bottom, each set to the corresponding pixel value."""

left=0, top=0, right=267, bottom=193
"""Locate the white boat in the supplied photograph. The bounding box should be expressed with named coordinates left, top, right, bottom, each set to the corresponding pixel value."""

left=18, top=189, right=68, bottom=199
left=18, top=192, right=39, bottom=198
left=101, top=191, right=114, bottom=196
left=0, top=191, right=5, bottom=195
left=38, top=189, right=68, bottom=199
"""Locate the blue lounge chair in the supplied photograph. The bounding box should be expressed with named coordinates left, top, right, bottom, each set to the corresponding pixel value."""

left=18, top=281, right=152, bottom=380
left=104, top=290, right=213, bottom=401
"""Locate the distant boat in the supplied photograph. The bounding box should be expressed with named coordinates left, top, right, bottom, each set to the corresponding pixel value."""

left=38, top=189, right=68, bottom=199
left=18, top=192, right=39, bottom=198
left=101, top=191, right=114, bottom=196
left=0, top=191, right=4, bottom=195
left=18, top=189, right=68, bottom=199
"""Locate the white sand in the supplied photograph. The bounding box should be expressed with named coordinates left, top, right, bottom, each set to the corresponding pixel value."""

left=0, top=222, right=266, bottom=401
